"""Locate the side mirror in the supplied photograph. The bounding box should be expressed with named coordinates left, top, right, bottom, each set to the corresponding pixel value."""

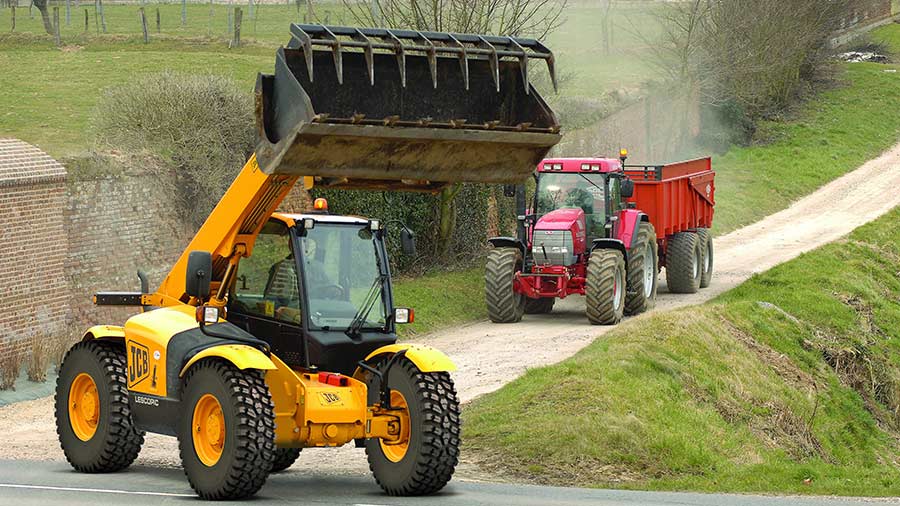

left=185, top=250, right=212, bottom=301
left=400, top=227, right=417, bottom=257
left=621, top=179, right=635, bottom=199
left=503, top=184, right=517, bottom=198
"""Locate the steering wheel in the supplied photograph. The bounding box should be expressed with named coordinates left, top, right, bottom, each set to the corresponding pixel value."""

left=319, top=284, right=345, bottom=299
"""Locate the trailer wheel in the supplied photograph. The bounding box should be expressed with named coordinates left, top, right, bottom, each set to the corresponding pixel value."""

left=366, top=357, right=460, bottom=496
left=625, top=222, right=658, bottom=315
left=270, top=448, right=301, bottom=473
left=524, top=297, right=555, bottom=314
left=178, top=360, right=275, bottom=500
left=585, top=249, right=626, bottom=325
left=485, top=247, right=525, bottom=323
left=697, top=228, right=713, bottom=288
left=55, top=340, right=144, bottom=473
left=666, top=231, right=702, bottom=293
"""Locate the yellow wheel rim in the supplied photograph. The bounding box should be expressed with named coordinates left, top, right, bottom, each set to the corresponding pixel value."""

left=192, top=394, right=226, bottom=467
left=379, top=390, right=411, bottom=463
left=69, top=373, right=100, bottom=442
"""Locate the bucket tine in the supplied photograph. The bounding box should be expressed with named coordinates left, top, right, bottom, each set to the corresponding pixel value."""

left=351, top=28, right=375, bottom=86
left=477, top=36, right=500, bottom=92
left=320, top=25, right=343, bottom=85
left=448, top=34, right=470, bottom=90
left=387, top=30, right=407, bottom=88
left=532, top=39, right=558, bottom=92
left=415, top=31, right=438, bottom=89
left=290, top=24, right=315, bottom=83
left=510, top=38, right=529, bottom=95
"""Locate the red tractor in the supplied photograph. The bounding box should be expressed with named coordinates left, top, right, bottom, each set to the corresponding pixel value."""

left=486, top=152, right=715, bottom=324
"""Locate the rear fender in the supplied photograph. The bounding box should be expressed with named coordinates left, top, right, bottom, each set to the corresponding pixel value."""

left=82, top=325, right=125, bottom=342
left=354, top=344, right=456, bottom=379
left=591, top=238, right=627, bottom=260
left=488, top=236, right=526, bottom=256
left=180, top=344, right=276, bottom=377
left=613, top=210, right=647, bottom=251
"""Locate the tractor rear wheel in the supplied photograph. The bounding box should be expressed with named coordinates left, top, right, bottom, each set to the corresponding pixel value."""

left=485, top=247, right=525, bottom=323
left=366, top=357, right=460, bottom=496
left=666, top=231, right=702, bottom=293
left=697, top=228, right=713, bottom=288
left=524, top=297, right=555, bottom=314
left=178, top=360, right=275, bottom=500
left=625, top=222, right=658, bottom=315
left=271, top=448, right=301, bottom=472
left=55, top=340, right=144, bottom=473
left=585, top=249, right=626, bottom=325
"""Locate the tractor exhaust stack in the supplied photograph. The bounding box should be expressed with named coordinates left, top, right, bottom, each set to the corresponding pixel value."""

left=254, top=24, right=561, bottom=191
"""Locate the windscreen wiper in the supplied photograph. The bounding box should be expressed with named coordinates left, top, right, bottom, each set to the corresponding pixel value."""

left=346, top=273, right=387, bottom=338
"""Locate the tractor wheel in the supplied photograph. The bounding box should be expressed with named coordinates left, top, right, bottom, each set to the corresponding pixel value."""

left=524, top=297, right=555, bottom=314
left=485, top=247, right=525, bottom=323
left=270, top=448, right=301, bottom=473
left=625, top=222, right=658, bottom=316
left=178, top=360, right=275, bottom=500
left=666, top=231, right=702, bottom=293
left=585, top=249, right=626, bottom=325
left=697, top=228, right=713, bottom=288
left=366, top=357, right=460, bottom=496
left=55, top=340, right=144, bottom=473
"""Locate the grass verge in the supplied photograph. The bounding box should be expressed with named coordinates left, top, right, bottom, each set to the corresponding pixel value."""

left=464, top=206, right=900, bottom=495
left=392, top=267, right=485, bottom=338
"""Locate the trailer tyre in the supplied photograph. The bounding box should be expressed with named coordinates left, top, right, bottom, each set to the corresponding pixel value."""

left=485, top=247, right=525, bottom=323
left=697, top=228, right=713, bottom=288
left=366, top=358, right=461, bottom=496
left=524, top=297, right=555, bottom=314
left=55, top=340, right=145, bottom=473
left=625, top=222, right=658, bottom=315
left=666, top=232, right=702, bottom=293
left=586, top=249, right=626, bottom=325
left=270, top=448, right=301, bottom=473
left=178, top=360, right=275, bottom=500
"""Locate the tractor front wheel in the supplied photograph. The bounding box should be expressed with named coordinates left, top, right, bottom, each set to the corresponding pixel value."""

left=697, top=228, right=713, bottom=288
left=485, top=247, right=525, bottom=323
left=585, top=249, right=626, bottom=325
left=55, top=340, right=144, bottom=473
left=366, top=357, right=461, bottom=496
left=524, top=297, right=555, bottom=314
left=178, top=360, right=275, bottom=500
left=666, top=231, right=702, bottom=293
left=625, top=222, right=658, bottom=315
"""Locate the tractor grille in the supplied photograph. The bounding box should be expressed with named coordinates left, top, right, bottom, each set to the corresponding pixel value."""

left=531, top=229, right=575, bottom=266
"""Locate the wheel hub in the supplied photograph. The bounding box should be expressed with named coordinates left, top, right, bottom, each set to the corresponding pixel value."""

left=613, top=268, right=623, bottom=311
left=643, top=243, right=654, bottom=298
left=193, top=394, right=226, bottom=467
left=379, top=390, right=411, bottom=463
left=68, top=373, right=100, bottom=442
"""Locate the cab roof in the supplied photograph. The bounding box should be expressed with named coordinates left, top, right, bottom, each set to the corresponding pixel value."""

left=538, top=157, right=622, bottom=174
left=271, top=212, right=370, bottom=228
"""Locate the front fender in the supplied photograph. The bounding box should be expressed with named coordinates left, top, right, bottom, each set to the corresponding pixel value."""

left=358, top=344, right=456, bottom=376
left=82, top=325, right=125, bottom=341
left=180, top=344, right=276, bottom=377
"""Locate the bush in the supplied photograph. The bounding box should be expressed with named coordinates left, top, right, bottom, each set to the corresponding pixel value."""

left=27, top=333, right=53, bottom=383
left=0, top=340, right=25, bottom=391
left=92, top=71, right=255, bottom=226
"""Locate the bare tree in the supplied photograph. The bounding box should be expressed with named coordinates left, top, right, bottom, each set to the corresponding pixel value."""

left=32, top=0, right=53, bottom=34
left=598, top=0, right=615, bottom=56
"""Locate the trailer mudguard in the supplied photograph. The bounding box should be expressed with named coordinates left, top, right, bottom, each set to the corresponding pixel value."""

left=357, top=344, right=456, bottom=376
left=82, top=325, right=126, bottom=341
left=180, top=344, right=276, bottom=377
left=591, top=238, right=627, bottom=259
left=488, top=236, right=527, bottom=255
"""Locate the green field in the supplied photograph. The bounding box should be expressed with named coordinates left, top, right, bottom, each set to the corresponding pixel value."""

left=464, top=205, right=900, bottom=495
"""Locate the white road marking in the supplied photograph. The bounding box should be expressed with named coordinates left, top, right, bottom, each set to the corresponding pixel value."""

left=0, top=483, right=195, bottom=497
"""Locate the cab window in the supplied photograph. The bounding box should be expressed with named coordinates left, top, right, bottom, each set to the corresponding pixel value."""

left=231, top=221, right=302, bottom=324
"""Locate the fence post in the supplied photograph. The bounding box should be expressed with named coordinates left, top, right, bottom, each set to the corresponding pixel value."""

left=139, top=6, right=148, bottom=43
left=10, top=5, right=14, bottom=32
left=207, top=0, right=212, bottom=37
left=28, top=0, right=32, bottom=19
left=53, top=6, right=60, bottom=46
left=155, top=6, right=159, bottom=33
left=65, top=0, right=69, bottom=25
left=231, top=6, right=241, bottom=48
left=93, top=0, right=98, bottom=33
left=97, top=0, right=105, bottom=32
left=226, top=5, right=231, bottom=34
left=83, top=7, right=87, bottom=31
left=180, top=0, right=185, bottom=26
left=247, top=0, right=252, bottom=20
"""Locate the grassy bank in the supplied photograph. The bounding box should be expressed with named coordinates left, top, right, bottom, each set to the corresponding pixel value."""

left=465, top=206, right=900, bottom=495
left=393, top=267, right=485, bottom=338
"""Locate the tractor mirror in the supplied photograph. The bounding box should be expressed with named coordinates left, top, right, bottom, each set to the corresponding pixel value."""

left=621, top=179, right=635, bottom=199
left=185, top=250, right=212, bottom=301
left=503, top=184, right=517, bottom=198
left=400, top=227, right=417, bottom=257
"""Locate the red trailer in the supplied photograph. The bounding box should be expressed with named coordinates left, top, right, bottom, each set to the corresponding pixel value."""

left=485, top=153, right=716, bottom=325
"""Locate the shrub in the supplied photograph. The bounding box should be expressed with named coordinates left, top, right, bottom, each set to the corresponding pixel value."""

left=91, top=71, right=255, bottom=226
left=27, top=333, right=53, bottom=383
left=0, top=340, right=25, bottom=391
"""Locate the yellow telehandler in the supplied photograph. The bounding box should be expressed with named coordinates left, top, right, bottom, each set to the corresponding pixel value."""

left=54, top=24, right=560, bottom=500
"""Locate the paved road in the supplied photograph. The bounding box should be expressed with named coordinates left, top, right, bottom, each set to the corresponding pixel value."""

left=1, top=460, right=898, bottom=506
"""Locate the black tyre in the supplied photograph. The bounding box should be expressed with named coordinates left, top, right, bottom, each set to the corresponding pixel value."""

left=178, top=360, right=275, bottom=500
left=585, top=249, right=626, bottom=325
left=625, top=222, right=658, bottom=316
left=55, top=340, right=144, bottom=473
left=666, top=231, right=702, bottom=293
left=697, top=228, right=713, bottom=288
left=270, top=447, right=301, bottom=473
left=524, top=297, right=555, bottom=314
left=485, top=247, right=525, bottom=323
left=366, top=358, right=461, bottom=496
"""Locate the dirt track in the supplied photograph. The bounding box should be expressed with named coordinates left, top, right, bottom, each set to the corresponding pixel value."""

left=1, top=142, right=899, bottom=473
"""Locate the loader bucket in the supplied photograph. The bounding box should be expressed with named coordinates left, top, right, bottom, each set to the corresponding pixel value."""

left=254, top=24, right=561, bottom=191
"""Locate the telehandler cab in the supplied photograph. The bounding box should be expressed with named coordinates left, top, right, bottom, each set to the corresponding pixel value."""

left=55, top=24, right=560, bottom=500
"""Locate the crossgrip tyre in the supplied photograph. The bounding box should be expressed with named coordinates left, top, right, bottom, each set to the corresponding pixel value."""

left=697, top=228, right=713, bottom=288
left=625, top=222, right=658, bottom=316
left=366, top=357, right=461, bottom=496
left=585, top=249, right=626, bottom=325
left=665, top=231, right=702, bottom=293
left=55, top=340, right=144, bottom=473
left=524, top=297, right=555, bottom=314
left=271, top=447, right=301, bottom=473
left=178, top=360, right=275, bottom=500
left=485, top=247, right=525, bottom=323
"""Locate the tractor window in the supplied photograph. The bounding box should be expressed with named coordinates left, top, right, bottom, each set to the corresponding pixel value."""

left=536, top=172, right=607, bottom=236
left=231, top=221, right=302, bottom=324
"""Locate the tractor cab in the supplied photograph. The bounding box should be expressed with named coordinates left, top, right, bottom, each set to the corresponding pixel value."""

left=226, top=201, right=407, bottom=375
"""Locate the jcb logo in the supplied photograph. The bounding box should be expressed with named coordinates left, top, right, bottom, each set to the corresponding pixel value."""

left=128, top=342, right=150, bottom=386
left=319, top=392, right=342, bottom=405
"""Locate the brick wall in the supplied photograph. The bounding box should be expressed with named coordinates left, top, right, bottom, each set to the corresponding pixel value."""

left=0, top=139, right=70, bottom=360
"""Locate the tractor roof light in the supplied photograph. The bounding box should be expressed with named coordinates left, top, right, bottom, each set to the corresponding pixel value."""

left=591, top=164, right=601, bottom=171
left=581, top=163, right=591, bottom=171
left=302, top=218, right=315, bottom=230
left=369, top=219, right=382, bottom=231
left=313, top=198, right=328, bottom=212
